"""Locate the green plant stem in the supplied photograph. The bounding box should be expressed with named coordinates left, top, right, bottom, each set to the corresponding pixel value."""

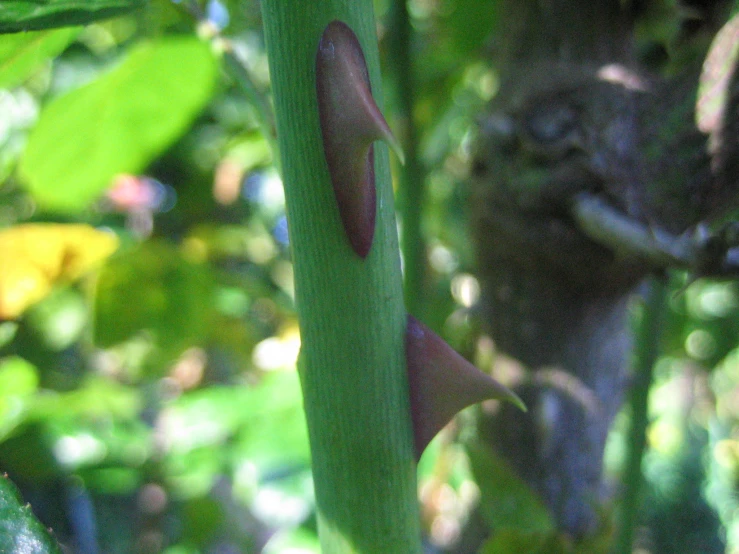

left=387, top=0, right=427, bottom=317
left=615, top=275, right=668, bottom=554
left=260, top=3, right=422, bottom=553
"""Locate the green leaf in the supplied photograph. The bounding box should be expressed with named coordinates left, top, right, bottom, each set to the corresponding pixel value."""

left=0, top=0, right=145, bottom=33
left=93, top=240, right=215, bottom=364
left=0, top=474, right=63, bottom=554
left=158, top=372, right=310, bottom=503
left=0, top=357, right=38, bottom=400
left=165, top=371, right=310, bottom=469
left=20, top=36, right=218, bottom=212
left=466, top=440, right=555, bottom=535
left=0, top=27, right=80, bottom=88
left=25, top=287, right=88, bottom=350
left=29, top=376, right=140, bottom=421
left=233, top=370, right=311, bottom=470
left=0, top=357, right=39, bottom=442
left=263, top=527, right=320, bottom=554
left=445, top=0, right=498, bottom=59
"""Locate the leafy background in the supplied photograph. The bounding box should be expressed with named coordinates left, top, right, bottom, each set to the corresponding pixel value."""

left=0, top=1, right=738, bottom=553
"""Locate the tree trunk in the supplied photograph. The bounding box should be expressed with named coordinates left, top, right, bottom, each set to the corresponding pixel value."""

left=470, top=0, right=734, bottom=540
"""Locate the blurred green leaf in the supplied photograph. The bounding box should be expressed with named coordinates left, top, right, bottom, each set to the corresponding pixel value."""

left=30, top=376, right=141, bottom=421
left=80, top=467, right=140, bottom=494
left=164, top=447, right=223, bottom=498
left=0, top=322, right=18, bottom=349
left=0, top=473, right=62, bottom=554
left=165, top=371, right=309, bottom=470
left=25, top=287, right=88, bottom=350
left=480, top=526, right=611, bottom=554
left=0, top=424, right=61, bottom=482
left=0, top=357, right=38, bottom=441
left=0, top=378, right=144, bottom=479
left=0, top=27, right=80, bottom=88
left=159, top=370, right=310, bottom=505
left=181, top=496, right=223, bottom=545
left=480, top=529, right=568, bottom=554
left=444, top=0, right=498, bottom=59
left=0, top=357, right=38, bottom=400
left=233, top=370, right=310, bottom=470
left=263, top=526, right=320, bottom=554
left=0, top=0, right=145, bottom=33
left=466, top=439, right=555, bottom=535
left=20, top=36, right=217, bottom=212
left=94, top=240, right=215, bottom=365
left=162, top=546, right=200, bottom=554
left=44, top=415, right=150, bottom=474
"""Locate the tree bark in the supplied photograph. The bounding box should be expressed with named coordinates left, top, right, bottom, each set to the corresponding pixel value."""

left=470, top=0, right=735, bottom=540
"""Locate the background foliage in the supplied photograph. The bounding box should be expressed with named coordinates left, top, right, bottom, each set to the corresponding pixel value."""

left=0, top=1, right=738, bottom=553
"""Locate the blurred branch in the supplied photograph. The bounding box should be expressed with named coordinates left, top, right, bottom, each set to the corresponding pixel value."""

left=173, top=0, right=279, bottom=170
left=572, top=193, right=739, bottom=280
left=386, top=0, right=426, bottom=318
left=614, top=276, right=668, bottom=554
left=220, top=48, right=280, bottom=172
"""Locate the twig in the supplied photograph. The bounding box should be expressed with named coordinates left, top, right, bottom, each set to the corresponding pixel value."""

left=571, top=192, right=739, bottom=279
left=171, top=0, right=279, bottom=168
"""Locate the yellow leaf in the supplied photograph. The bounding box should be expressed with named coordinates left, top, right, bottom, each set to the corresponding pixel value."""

left=0, top=224, right=119, bottom=319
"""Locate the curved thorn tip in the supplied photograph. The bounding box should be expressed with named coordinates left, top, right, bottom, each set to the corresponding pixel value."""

left=406, top=315, right=525, bottom=459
